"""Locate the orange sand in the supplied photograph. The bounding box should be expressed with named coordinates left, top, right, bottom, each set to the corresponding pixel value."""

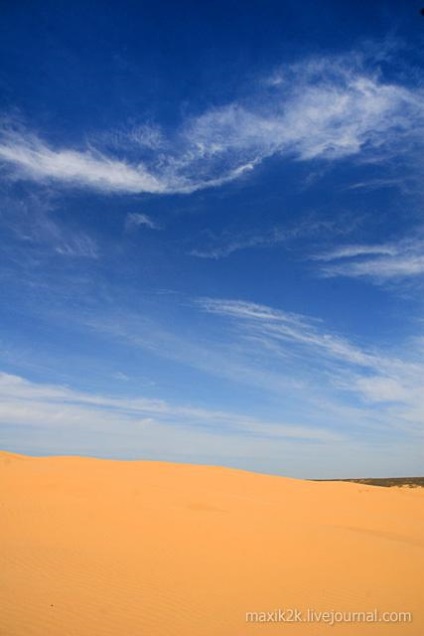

left=0, top=451, right=423, bottom=635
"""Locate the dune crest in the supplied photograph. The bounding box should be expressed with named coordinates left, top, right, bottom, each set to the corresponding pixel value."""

left=1, top=453, right=423, bottom=635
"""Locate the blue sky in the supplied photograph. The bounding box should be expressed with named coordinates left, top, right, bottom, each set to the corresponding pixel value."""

left=0, top=0, right=424, bottom=477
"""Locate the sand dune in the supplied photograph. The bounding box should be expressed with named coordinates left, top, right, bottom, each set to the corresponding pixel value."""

left=1, top=452, right=423, bottom=635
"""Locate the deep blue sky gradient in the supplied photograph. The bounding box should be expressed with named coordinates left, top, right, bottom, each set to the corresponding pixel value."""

left=0, top=1, right=423, bottom=477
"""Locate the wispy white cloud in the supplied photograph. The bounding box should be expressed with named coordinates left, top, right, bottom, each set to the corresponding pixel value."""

left=83, top=310, right=306, bottom=399
left=314, top=244, right=398, bottom=261
left=7, top=287, right=421, bottom=474
left=1, top=51, right=423, bottom=195
left=53, top=234, right=98, bottom=258
left=345, top=177, right=407, bottom=191
left=190, top=226, right=290, bottom=259
left=96, top=123, right=166, bottom=152
left=2, top=371, right=421, bottom=477
left=0, top=193, right=98, bottom=258
left=0, top=371, right=338, bottom=442
left=196, top=297, right=424, bottom=436
left=197, top=297, right=378, bottom=368
left=189, top=219, right=336, bottom=259
left=125, top=212, right=160, bottom=231
left=74, top=294, right=424, bottom=440
left=315, top=237, right=424, bottom=281
left=0, top=128, right=166, bottom=193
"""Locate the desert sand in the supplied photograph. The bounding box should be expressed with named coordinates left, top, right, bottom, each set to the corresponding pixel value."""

left=0, top=452, right=423, bottom=635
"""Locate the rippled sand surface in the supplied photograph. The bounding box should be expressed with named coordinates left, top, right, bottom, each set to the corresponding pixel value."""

left=1, top=452, right=423, bottom=635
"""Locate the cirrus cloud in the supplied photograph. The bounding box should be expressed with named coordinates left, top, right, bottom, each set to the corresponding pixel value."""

left=1, top=51, right=423, bottom=196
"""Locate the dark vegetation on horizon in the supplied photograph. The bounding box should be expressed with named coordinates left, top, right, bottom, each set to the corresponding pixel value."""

left=315, top=477, right=424, bottom=488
